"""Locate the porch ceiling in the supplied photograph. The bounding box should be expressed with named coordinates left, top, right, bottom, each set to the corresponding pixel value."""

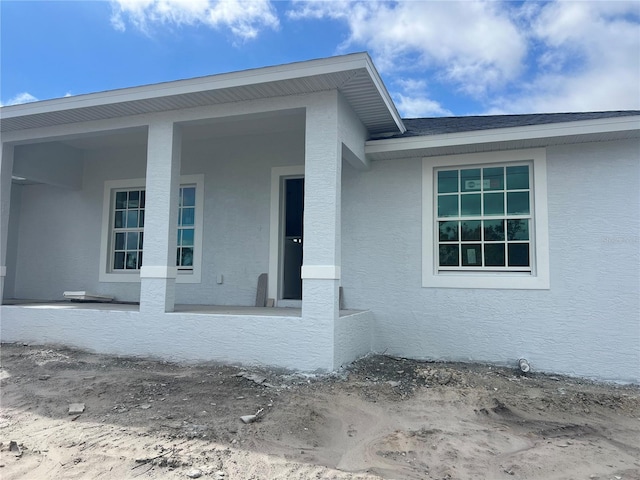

left=1, top=53, right=405, bottom=138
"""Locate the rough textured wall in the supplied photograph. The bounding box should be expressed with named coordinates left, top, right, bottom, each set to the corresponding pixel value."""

left=10, top=131, right=303, bottom=305
left=12, top=145, right=147, bottom=301
left=341, top=139, right=640, bottom=382
left=177, top=130, right=304, bottom=305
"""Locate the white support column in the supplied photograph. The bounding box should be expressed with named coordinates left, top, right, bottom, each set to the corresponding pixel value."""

left=0, top=143, right=15, bottom=301
left=301, top=92, right=342, bottom=368
left=140, top=120, right=182, bottom=314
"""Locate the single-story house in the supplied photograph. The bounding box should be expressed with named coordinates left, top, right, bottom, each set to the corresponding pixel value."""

left=1, top=53, right=638, bottom=383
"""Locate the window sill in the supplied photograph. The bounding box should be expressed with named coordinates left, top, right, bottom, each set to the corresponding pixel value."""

left=98, top=272, right=201, bottom=284
left=423, top=271, right=549, bottom=290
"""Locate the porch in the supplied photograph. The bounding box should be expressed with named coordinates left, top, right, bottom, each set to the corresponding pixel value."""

left=0, top=301, right=373, bottom=371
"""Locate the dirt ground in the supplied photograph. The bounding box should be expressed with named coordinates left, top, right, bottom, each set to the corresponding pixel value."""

left=0, top=343, right=639, bottom=480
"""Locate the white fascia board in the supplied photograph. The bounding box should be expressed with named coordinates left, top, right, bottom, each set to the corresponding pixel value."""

left=366, top=115, right=640, bottom=156
left=0, top=53, right=374, bottom=119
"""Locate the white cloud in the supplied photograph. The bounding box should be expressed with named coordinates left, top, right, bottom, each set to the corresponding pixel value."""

left=490, top=1, right=640, bottom=113
left=1, top=92, right=39, bottom=107
left=289, top=0, right=639, bottom=114
left=110, top=0, right=279, bottom=40
left=392, top=78, right=451, bottom=117
left=289, top=1, right=527, bottom=97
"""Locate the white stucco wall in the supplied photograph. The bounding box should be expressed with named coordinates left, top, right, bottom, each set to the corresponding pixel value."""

left=0, top=306, right=336, bottom=371
left=341, top=139, right=640, bottom=383
left=8, top=130, right=303, bottom=304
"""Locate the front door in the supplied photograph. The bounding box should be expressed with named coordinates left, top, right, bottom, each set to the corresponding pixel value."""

left=281, top=177, right=304, bottom=300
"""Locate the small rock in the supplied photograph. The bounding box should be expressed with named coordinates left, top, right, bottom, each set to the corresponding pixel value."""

left=68, top=403, right=85, bottom=415
left=139, top=404, right=151, bottom=410
left=240, top=415, right=257, bottom=424
left=186, top=469, right=202, bottom=478
left=38, top=375, right=51, bottom=381
left=9, top=441, right=22, bottom=457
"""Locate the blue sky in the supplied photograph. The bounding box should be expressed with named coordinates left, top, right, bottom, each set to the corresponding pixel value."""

left=1, top=0, right=639, bottom=117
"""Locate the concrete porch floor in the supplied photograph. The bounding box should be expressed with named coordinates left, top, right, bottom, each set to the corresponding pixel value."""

left=2, top=299, right=362, bottom=317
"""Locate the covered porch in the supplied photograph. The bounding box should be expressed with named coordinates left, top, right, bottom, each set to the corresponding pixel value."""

left=0, top=54, right=404, bottom=371
left=1, top=300, right=373, bottom=370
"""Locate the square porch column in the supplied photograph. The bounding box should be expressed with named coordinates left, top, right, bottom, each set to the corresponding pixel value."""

left=0, top=143, right=14, bottom=300
left=301, top=94, right=342, bottom=369
left=139, top=120, right=182, bottom=314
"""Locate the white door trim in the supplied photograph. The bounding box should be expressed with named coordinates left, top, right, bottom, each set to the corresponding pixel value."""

left=269, top=165, right=304, bottom=304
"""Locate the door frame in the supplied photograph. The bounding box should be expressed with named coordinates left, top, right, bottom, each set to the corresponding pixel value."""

left=269, top=165, right=304, bottom=306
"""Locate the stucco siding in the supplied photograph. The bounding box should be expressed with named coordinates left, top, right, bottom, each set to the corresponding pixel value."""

left=0, top=306, right=334, bottom=371
left=9, top=130, right=304, bottom=305
left=341, top=139, right=640, bottom=382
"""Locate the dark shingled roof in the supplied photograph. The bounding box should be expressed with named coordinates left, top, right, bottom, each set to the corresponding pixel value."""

left=382, top=111, right=640, bottom=139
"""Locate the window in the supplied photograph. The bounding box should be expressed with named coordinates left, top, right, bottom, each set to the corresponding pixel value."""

left=99, top=175, right=204, bottom=283
left=112, top=189, right=145, bottom=271
left=423, top=149, right=549, bottom=289
left=177, top=185, right=196, bottom=271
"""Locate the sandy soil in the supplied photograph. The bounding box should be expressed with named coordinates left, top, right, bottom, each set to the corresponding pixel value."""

left=1, top=343, right=639, bottom=480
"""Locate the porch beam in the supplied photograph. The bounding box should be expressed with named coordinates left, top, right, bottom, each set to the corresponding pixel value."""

left=139, top=120, right=182, bottom=313
left=0, top=143, right=15, bottom=300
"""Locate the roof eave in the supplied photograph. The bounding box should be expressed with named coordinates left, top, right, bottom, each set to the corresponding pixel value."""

left=365, top=115, right=640, bottom=159
left=1, top=53, right=405, bottom=137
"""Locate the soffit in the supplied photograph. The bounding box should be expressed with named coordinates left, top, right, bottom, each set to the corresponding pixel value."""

left=0, top=54, right=404, bottom=137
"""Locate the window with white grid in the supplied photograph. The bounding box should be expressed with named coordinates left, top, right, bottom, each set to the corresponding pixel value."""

left=422, top=149, right=550, bottom=290
left=100, top=175, right=204, bottom=284
left=436, top=163, right=532, bottom=271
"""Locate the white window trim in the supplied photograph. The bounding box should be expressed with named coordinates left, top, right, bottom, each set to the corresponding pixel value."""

left=422, top=149, right=550, bottom=289
left=99, top=174, right=204, bottom=284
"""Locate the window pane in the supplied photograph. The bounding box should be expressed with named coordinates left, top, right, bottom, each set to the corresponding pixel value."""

left=507, top=219, right=529, bottom=240
left=126, top=232, right=138, bottom=250
left=438, top=170, right=458, bottom=193
left=114, top=252, right=125, bottom=270
left=138, top=232, right=144, bottom=249
left=182, top=187, right=196, bottom=207
left=177, top=229, right=182, bottom=246
left=484, top=220, right=504, bottom=241
left=461, top=244, right=482, bottom=266
left=181, top=228, right=194, bottom=246
left=461, top=169, right=481, bottom=192
left=507, top=192, right=530, bottom=215
left=114, top=232, right=125, bottom=250
left=126, top=252, right=138, bottom=269
left=439, top=221, right=458, bottom=242
left=181, top=208, right=195, bottom=226
left=138, top=251, right=142, bottom=267
left=484, top=193, right=504, bottom=215
left=461, top=221, right=481, bottom=241
left=181, top=247, right=194, bottom=267
left=128, top=191, right=139, bottom=208
left=115, top=192, right=127, bottom=209
left=507, top=165, right=529, bottom=190
left=508, top=244, right=530, bottom=267
left=483, top=167, right=504, bottom=191
left=127, top=210, right=138, bottom=228
left=114, top=211, right=124, bottom=228
left=140, top=190, right=145, bottom=208
left=438, top=195, right=458, bottom=217
left=439, top=245, right=459, bottom=266
left=138, top=210, right=145, bottom=228
left=461, top=194, right=481, bottom=216
left=484, top=244, right=505, bottom=266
